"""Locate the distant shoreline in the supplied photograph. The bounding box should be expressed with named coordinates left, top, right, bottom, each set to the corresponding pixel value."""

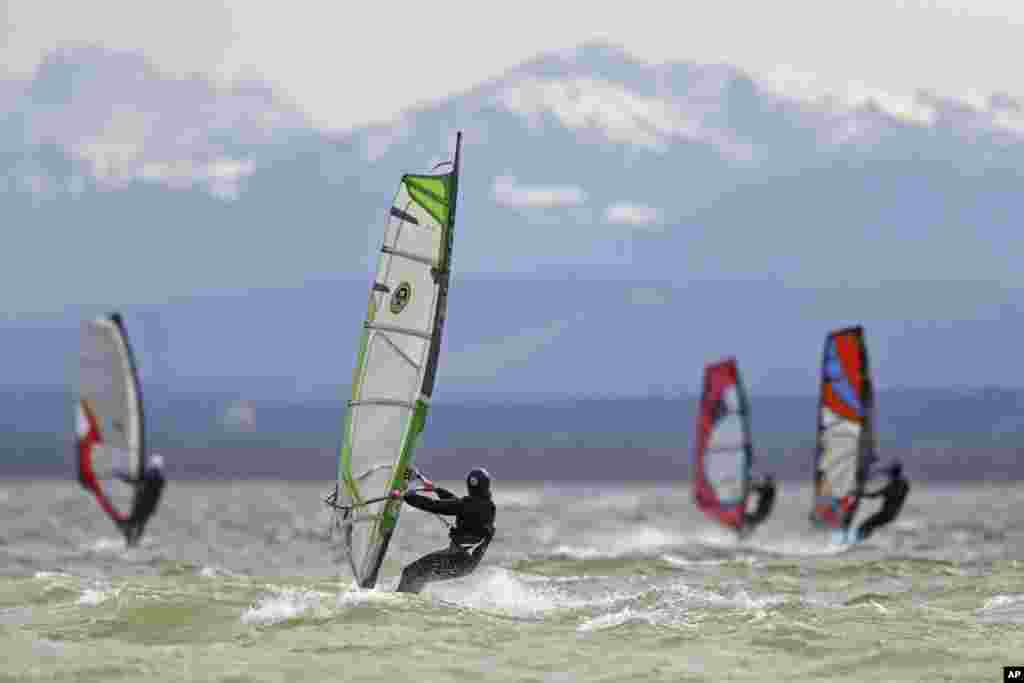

left=6, top=446, right=1021, bottom=482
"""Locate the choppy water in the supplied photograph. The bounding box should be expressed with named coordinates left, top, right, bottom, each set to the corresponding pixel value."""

left=1, top=479, right=1022, bottom=682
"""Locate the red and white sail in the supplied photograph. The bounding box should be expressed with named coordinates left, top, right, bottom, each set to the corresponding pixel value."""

left=77, top=313, right=146, bottom=528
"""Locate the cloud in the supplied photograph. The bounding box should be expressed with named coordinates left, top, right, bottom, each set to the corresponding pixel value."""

left=8, top=46, right=298, bottom=199
left=139, top=158, right=255, bottom=200
left=360, top=115, right=414, bottom=162
left=2, top=1, right=235, bottom=78
left=492, top=175, right=587, bottom=209
left=7, top=1, right=1024, bottom=134
left=604, top=202, right=662, bottom=226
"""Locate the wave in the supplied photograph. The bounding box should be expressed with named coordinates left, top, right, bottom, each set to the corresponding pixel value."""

left=549, top=526, right=686, bottom=560
left=241, top=584, right=404, bottom=627
left=576, top=582, right=787, bottom=633
left=424, top=567, right=594, bottom=617
left=978, top=594, right=1024, bottom=624
left=240, top=588, right=332, bottom=626
left=577, top=606, right=666, bottom=632
left=78, top=585, right=116, bottom=606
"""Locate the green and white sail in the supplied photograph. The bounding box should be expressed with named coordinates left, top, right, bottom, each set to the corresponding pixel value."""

left=332, top=133, right=462, bottom=589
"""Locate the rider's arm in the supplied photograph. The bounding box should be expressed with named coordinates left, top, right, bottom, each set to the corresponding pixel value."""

left=434, top=487, right=456, bottom=500
left=403, top=491, right=462, bottom=515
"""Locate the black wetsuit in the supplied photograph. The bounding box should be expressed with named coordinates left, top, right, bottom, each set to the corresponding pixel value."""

left=122, top=468, right=166, bottom=546
left=745, top=480, right=776, bottom=528
left=856, top=476, right=909, bottom=541
left=396, top=488, right=496, bottom=594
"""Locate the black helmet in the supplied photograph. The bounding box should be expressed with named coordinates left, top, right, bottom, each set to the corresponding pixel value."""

left=466, top=467, right=492, bottom=497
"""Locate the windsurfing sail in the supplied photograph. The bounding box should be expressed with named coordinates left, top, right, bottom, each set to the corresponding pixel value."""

left=810, top=325, right=876, bottom=532
left=76, top=313, right=148, bottom=544
left=693, top=358, right=753, bottom=532
left=331, top=133, right=462, bottom=588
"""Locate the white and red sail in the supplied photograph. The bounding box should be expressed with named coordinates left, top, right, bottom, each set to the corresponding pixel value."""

left=692, top=358, right=753, bottom=532
left=77, top=313, right=146, bottom=535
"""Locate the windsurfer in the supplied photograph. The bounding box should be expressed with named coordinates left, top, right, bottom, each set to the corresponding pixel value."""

left=121, top=454, right=166, bottom=546
left=745, top=474, right=776, bottom=527
left=393, top=467, right=496, bottom=594
left=855, top=462, right=909, bottom=541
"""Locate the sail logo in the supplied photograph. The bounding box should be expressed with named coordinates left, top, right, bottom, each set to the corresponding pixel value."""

left=390, top=282, right=412, bottom=314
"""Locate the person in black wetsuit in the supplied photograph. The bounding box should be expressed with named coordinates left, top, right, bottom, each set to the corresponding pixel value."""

left=856, top=462, right=909, bottom=542
left=744, top=474, right=776, bottom=528
left=394, top=467, right=496, bottom=594
left=121, top=454, right=166, bottom=546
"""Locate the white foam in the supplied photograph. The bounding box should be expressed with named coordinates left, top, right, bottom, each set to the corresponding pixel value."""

left=551, top=546, right=605, bottom=560
left=199, top=566, right=238, bottom=579
left=740, top=534, right=852, bottom=558
left=240, top=584, right=405, bottom=626
left=660, top=555, right=729, bottom=568
left=241, top=588, right=330, bottom=626
left=578, top=607, right=658, bottom=632
left=985, top=595, right=1014, bottom=609
left=517, top=573, right=610, bottom=585
left=666, top=583, right=787, bottom=611
left=336, top=586, right=403, bottom=609
left=82, top=537, right=125, bottom=553
left=552, top=527, right=683, bottom=560
left=78, top=587, right=115, bottom=606
left=982, top=594, right=1024, bottom=611
left=495, top=490, right=543, bottom=508
left=978, top=594, right=1024, bottom=624
left=532, top=523, right=558, bottom=544
left=33, top=571, right=71, bottom=580
left=425, top=567, right=592, bottom=617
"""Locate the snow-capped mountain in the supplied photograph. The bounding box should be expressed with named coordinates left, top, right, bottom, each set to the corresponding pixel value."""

left=3, top=42, right=1024, bottom=399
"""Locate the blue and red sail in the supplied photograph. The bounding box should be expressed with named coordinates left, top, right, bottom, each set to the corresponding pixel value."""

left=811, top=326, right=876, bottom=531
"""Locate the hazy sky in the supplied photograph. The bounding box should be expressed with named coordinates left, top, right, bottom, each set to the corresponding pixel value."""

left=4, top=0, right=1024, bottom=130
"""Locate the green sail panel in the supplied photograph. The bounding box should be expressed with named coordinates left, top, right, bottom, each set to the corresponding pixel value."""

left=333, top=135, right=461, bottom=589
left=404, top=174, right=453, bottom=231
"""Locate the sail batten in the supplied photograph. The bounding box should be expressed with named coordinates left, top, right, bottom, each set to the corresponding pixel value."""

left=334, top=134, right=462, bottom=589
left=811, top=325, right=875, bottom=532
left=693, top=358, right=753, bottom=532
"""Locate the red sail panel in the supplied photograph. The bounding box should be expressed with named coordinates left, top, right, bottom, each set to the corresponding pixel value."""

left=76, top=399, right=128, bottom=523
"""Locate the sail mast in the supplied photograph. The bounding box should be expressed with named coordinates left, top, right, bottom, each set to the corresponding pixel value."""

left=422, top=131, right=461, bottom=398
